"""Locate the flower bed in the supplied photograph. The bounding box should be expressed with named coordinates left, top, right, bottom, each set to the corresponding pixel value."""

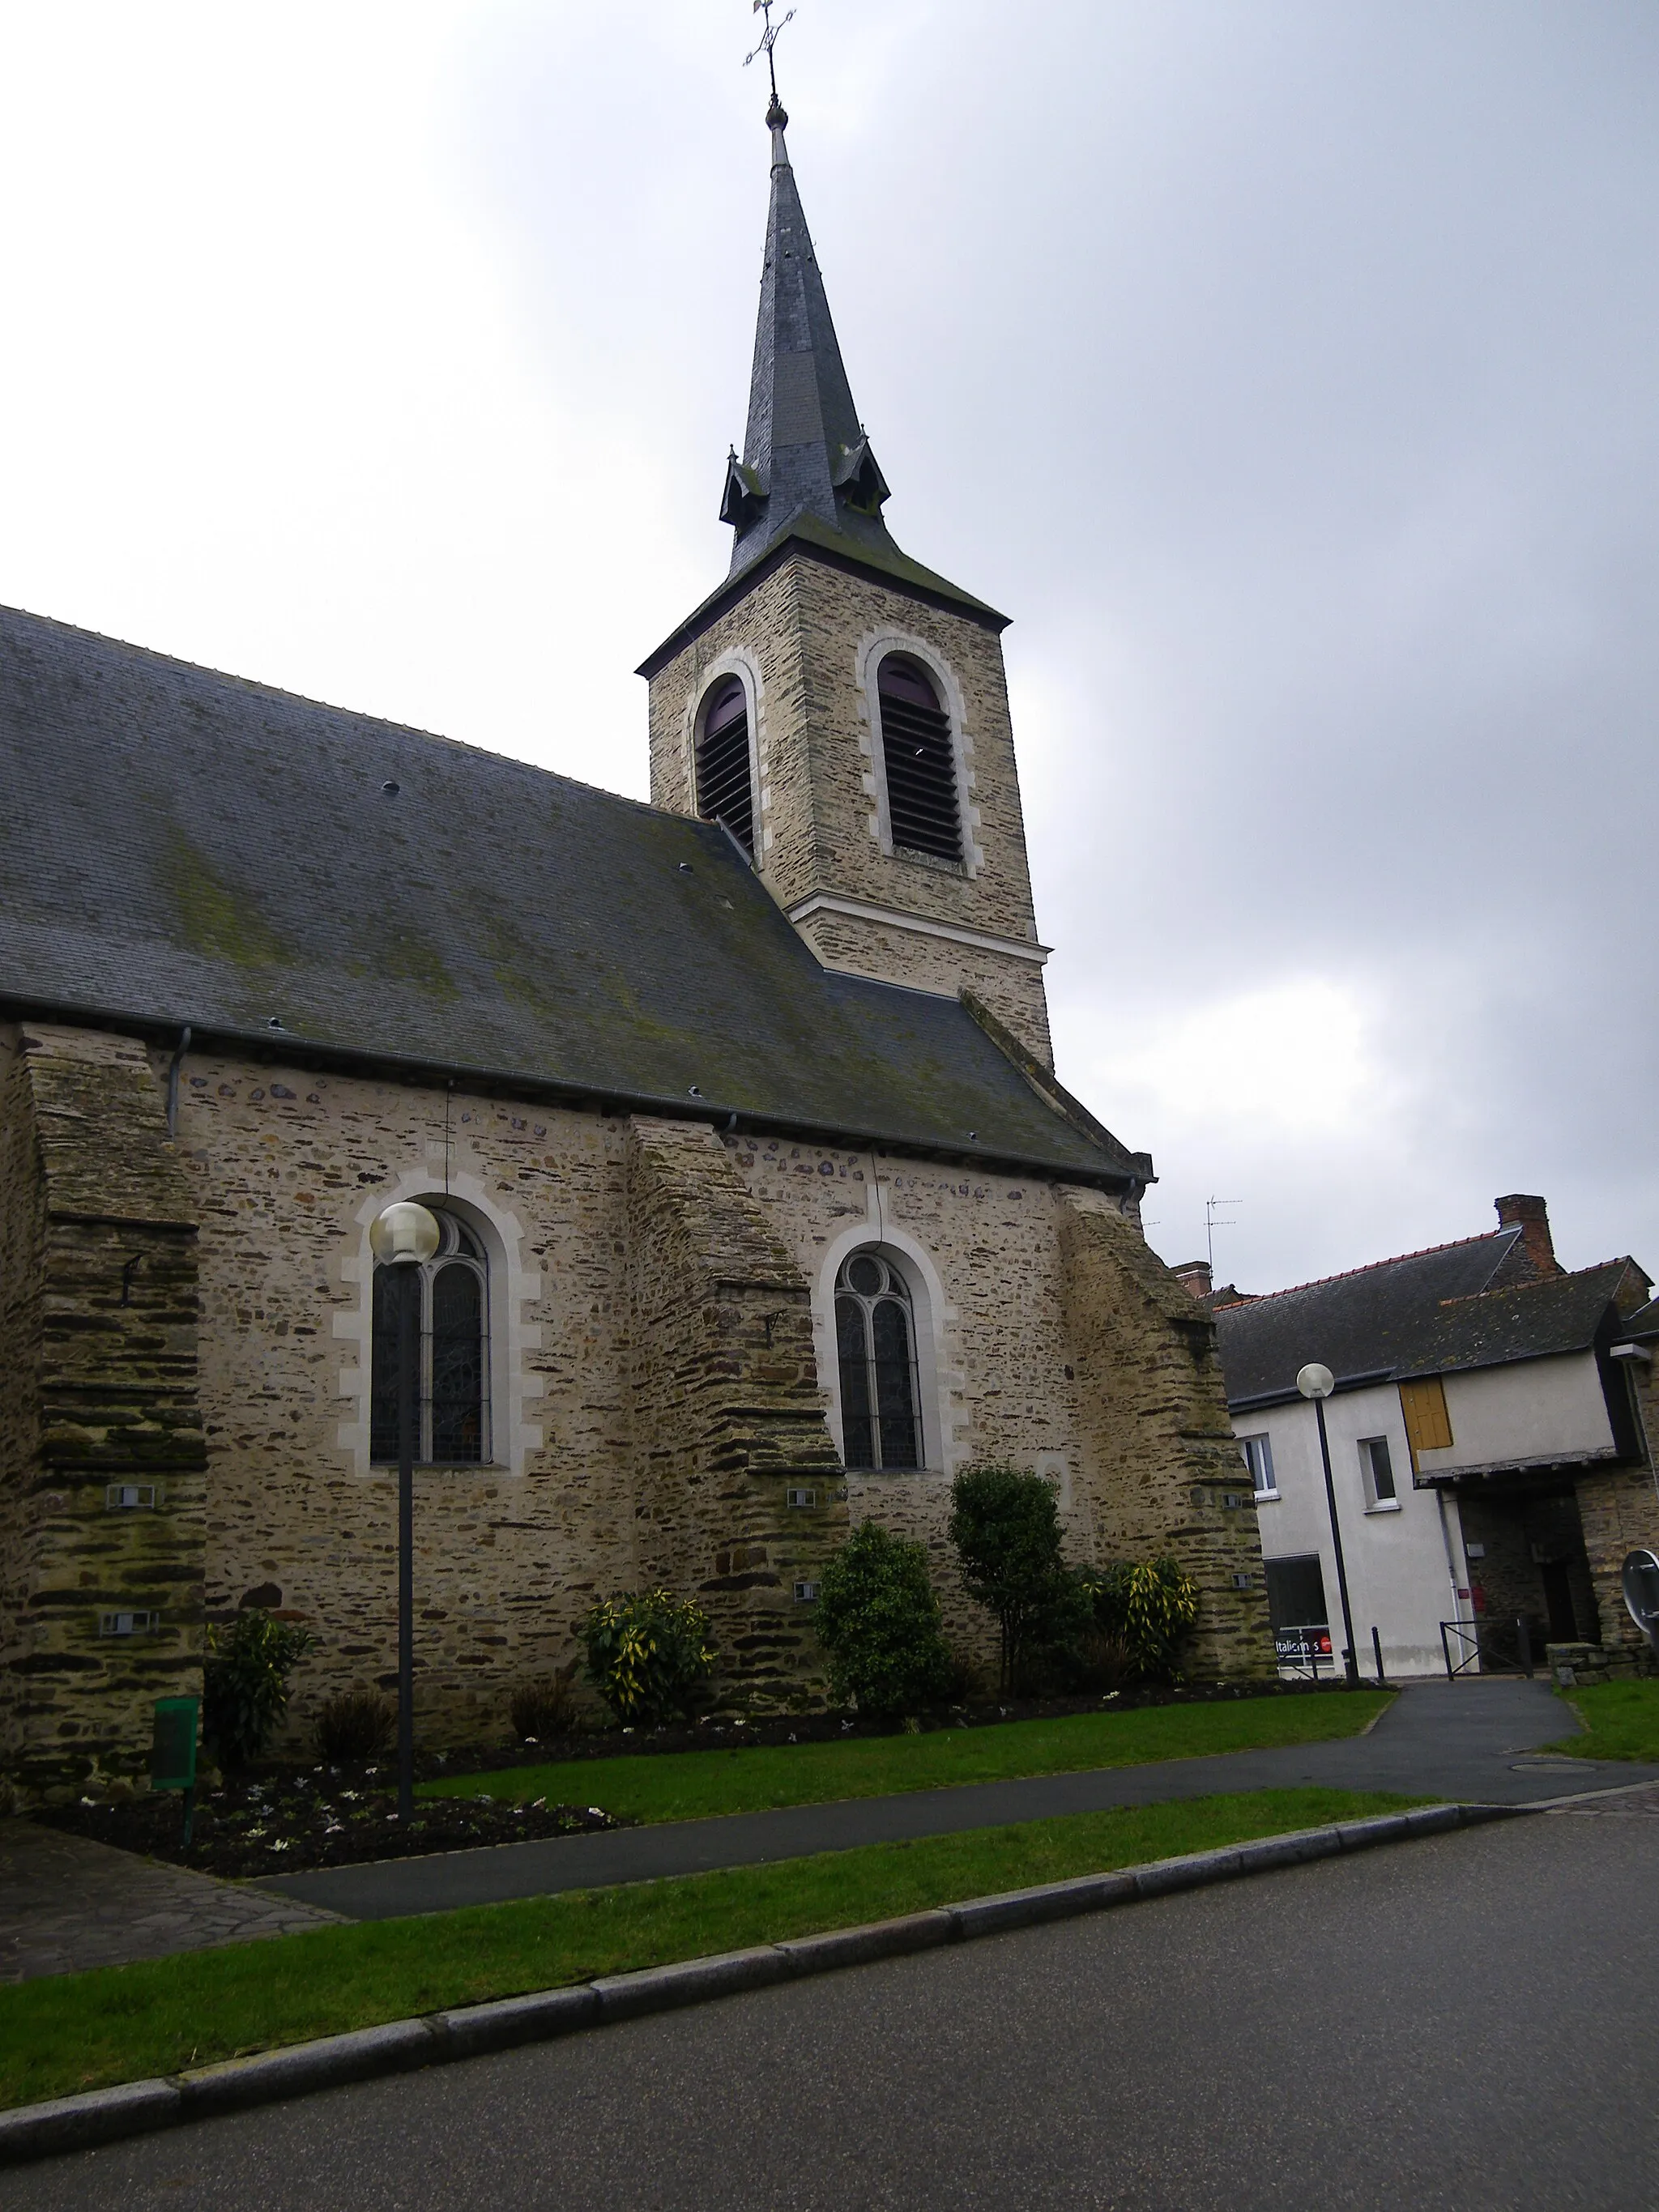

left=36, top=1761, right=617, bottom=1879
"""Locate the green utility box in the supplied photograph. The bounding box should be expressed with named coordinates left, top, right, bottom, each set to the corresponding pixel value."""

left=151, top=1695, right=200, bottom=1840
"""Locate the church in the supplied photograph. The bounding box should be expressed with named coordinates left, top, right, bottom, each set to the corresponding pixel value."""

left=0, top=96, right=1272, bottom=1789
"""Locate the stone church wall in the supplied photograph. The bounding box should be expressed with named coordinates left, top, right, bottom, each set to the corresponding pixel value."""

left=1, top=1027, right=1271, bottom=1785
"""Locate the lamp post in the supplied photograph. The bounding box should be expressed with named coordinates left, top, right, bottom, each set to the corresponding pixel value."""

left=1297, top=1362, right=1361, bottom=1690
left=369, top=1201, right=441, bottom=1820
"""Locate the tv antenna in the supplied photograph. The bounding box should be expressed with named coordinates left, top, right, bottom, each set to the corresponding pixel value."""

left=745, top=1, right=797, bottom=109
left=1205, top=1195, right=1242, bottom=1276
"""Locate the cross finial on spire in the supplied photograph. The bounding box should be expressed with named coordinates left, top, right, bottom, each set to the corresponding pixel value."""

left=744, top=0, right=795, bottom=126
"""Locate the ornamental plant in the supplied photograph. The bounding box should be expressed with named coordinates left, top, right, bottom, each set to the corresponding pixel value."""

left=203, top=1608, right=314, bottom=1766
left=814, top=1521, right=953, bottom=1718
left=1085, top=1557, right=1201, bottom=1683
left=580, top=1590, right=716, bottom=1727
left=948, top=1465, right=1081, bottom=1694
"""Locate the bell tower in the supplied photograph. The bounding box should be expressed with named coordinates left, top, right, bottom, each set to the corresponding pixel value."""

left=640, top=95, right=1054, bottom=1063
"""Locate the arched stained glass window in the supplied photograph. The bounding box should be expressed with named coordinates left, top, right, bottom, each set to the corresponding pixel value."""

left=877, top=655, right=961, bottom=864
left=695, top=676, right=755, bottom=854
left=835, top=1251, right=923, bottom=1471
left=370, top=1210, right=489, bottom=1464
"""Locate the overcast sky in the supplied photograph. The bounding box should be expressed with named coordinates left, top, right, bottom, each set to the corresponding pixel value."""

left=2, top=2, right=1655, bottom=1294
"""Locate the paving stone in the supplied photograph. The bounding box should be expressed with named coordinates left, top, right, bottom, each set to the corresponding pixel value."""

left=0, top=1818, right=341, bottom=1984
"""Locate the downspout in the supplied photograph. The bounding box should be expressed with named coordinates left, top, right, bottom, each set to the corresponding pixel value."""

left=165, top=1025, right=192, bottom=1137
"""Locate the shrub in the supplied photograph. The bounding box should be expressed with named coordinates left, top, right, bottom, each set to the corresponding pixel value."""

left=203, top=1609, right=314, bottom=1767
left=948, top=1466, right=1078, bottom=1694
left=814, top=1522, right=953, bottom=1717
left=1085, top=1558, right=1201, bottom=1682
left=510, top=1660, right=580, bottom=1742
left=580, top=1590, right=716, bottom=1727
left=313, top=1687, right=394, bottom=1762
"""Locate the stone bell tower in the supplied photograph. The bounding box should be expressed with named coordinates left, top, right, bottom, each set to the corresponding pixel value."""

left=639, top=96, right=1055, bottom=1064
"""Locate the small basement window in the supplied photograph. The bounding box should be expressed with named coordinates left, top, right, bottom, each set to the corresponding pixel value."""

left=876, top=655, right=961, bottom=864
left=695, top=676, right=754, bottom=854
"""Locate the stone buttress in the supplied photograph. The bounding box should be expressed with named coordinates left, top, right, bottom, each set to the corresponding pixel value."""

left=1057, top=1189, right=1275, bottom=1679
left=623, top=1116, right=848, bottom=1707
left=0, top=1025, right=206, bottom=1788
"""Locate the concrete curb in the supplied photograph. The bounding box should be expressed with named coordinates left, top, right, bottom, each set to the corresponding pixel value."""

left=0, top=1800, right=1520, bottom=2167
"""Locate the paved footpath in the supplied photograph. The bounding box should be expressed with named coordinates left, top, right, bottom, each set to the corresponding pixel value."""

left=12, top=1790, right=1657, bottom=2210
left=0, top=1822, right=341, bottom=1984
left=255, top=1675, right=1659, bottom=1921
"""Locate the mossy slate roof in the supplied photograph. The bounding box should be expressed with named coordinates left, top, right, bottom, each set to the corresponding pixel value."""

left=0, top=605, right=1132, bottom=1183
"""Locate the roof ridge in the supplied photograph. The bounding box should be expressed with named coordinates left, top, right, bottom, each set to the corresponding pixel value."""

left=1222, top=1228, right=1515, bottom=1306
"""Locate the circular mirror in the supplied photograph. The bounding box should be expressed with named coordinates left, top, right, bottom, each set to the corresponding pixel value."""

left=1622, top=1549, right=1659, bottom=1648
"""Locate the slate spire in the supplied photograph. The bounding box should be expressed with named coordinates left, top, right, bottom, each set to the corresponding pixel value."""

left=720, top=96, right=895, bottom=578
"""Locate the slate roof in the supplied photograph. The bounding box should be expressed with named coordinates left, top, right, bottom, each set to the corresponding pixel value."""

left=641, top=113, right=1003, bottom=676
left=1616, top=1298, right=1659, bottom=1342
left=0, top=603, right=1137, bottom=1184
left=1214, top=1232, right=1640, bottom=1409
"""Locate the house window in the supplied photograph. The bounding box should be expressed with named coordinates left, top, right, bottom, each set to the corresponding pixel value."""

left=1264, top=1554, right=1331, bottom=1669
left=370, top=1210, right=489, bottom=1464
left=835, top=1251, right=923, bottom=1470
left=695, top=676, right=754, bottom=854
left=1239, top=1434, right=1277, bottom=1498
left=1359, top=1436, right=1399, bottom=1509
left=876, top=655, right=962, bottom=864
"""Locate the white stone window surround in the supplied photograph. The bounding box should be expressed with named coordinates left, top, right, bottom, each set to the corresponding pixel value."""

left=336, top=1168, right=544, bottom=1478
left=854, top=629, right=982, bottom=877
left=812, top=1194, right=962, bottom=1477
left=682, top=647, right=768, bottom=858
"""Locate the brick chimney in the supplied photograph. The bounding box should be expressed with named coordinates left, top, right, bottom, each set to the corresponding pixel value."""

left=1495, top=1194, right=1560, bottom=1278
left=1172, top=1259, right=1213, bottom=1301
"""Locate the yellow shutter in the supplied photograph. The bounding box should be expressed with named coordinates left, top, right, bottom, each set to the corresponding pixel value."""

left=1398, top=1376, right=1453, bottom=1469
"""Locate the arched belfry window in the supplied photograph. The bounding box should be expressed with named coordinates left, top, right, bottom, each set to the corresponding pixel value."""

left=835, top=1251, right=923, bottom=1471
left=370, top=1210, right=489, bottom=1464
left=876, top=655, right=961, bottom=864
left=695, top=676, right=754, bottom=855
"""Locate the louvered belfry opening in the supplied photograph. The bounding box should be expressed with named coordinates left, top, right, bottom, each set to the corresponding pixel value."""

left=695, top=676, right=754, bottom=853
left=877, top=655, right=961, bottom=863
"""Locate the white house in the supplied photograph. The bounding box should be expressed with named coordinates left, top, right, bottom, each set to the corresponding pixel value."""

left=1183, top=1197, right=1653, bottom=1680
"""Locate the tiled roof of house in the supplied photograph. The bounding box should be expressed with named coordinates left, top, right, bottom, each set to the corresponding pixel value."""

left=1215, top=1230, right=1642, bottom=1408
left=0, top=603, right=1137, bottom=1184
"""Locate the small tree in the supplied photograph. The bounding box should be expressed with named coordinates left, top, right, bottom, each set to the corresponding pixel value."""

left=1085, top=1558, right=1201, bottom=1682
left=815, top=1522, right=953, bottom=1717
left=948, top=1466, right=1076, bottom=1694
left=581, top=1590, right=716, bottom=1726
left=203, top=1608, right=314, bottom=1766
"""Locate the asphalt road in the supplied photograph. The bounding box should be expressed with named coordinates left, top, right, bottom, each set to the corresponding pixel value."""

left=257, top=1675, right=1659, bottom=1920
left=18, top=1805, right=1657, bottom=2210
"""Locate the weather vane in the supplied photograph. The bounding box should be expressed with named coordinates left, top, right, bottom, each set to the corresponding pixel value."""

left=744, top=0, right=796, bottom=110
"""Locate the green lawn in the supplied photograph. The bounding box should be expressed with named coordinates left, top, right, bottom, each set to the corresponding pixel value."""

left=423, top=1691, right=1395, bottom=1826
left=1551, top=1679, right=1659, bottom=1761
left=0, top=1786, right=1422, bottom=2112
